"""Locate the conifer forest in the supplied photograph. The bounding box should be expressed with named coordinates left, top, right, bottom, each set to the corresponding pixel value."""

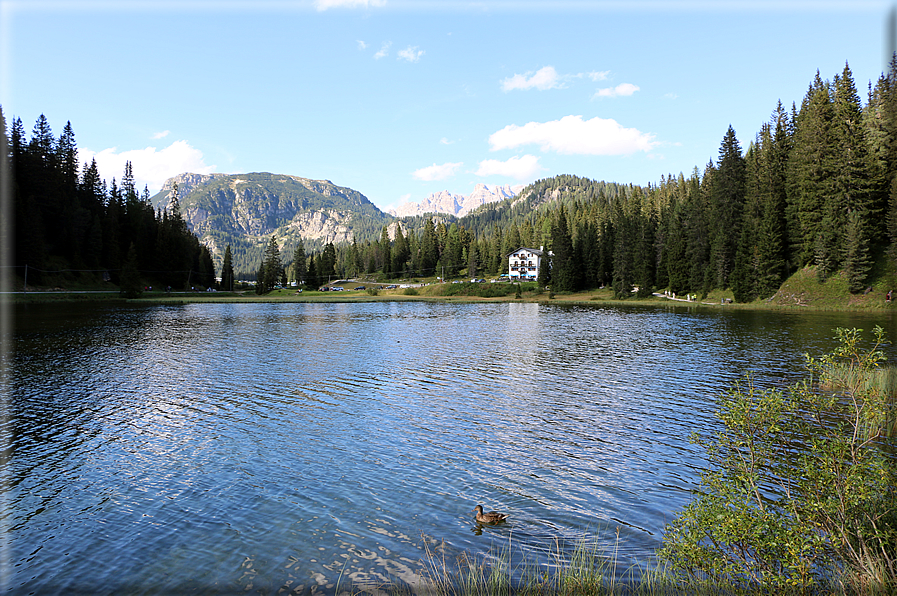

left=6, top=60, right=897, bottom=301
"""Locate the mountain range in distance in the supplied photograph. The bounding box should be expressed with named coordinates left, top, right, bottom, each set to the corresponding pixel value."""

left=149, top=172, right=525, bottom=274
left=388, top=183, right=525, bottom=218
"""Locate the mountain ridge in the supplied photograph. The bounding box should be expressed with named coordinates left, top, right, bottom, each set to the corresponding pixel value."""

left=150, top=171, right=391, bottom=275
left=389, top=183, right=525, bottom=218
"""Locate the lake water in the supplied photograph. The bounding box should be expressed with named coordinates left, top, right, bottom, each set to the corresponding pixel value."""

left=6, top=301, right=897, bottom=594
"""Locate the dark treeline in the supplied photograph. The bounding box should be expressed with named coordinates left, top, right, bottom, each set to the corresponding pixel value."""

left=302, top=60, right=897, bottom=301
left=8, top=58, right=896, bottom=301
left=4, top=108, right=216, bottom=293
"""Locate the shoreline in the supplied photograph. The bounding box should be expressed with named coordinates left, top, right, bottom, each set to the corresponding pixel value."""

left=8, top=287, right=896, bottom=313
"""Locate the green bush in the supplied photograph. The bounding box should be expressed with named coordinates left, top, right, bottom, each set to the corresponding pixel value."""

left=403, top=287, right=419, bottom=296
left=434, top=282, right=526, bottom=298
left=660, top=327, right=897, bottom=592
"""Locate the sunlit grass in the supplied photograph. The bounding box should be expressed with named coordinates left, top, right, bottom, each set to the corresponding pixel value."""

left=352, top=531, right=878, bottom=596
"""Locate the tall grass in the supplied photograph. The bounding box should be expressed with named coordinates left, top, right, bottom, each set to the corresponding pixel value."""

left=819, top=362, right=897, bottom=437
left=409, top=531, right=786, bottom=596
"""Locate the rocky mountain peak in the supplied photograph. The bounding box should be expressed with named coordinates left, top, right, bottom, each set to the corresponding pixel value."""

left=389, top=183, right=525, bottom=218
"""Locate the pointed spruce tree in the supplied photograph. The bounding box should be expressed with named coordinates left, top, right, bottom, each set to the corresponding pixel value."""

left=291, top=240, right=306, bottom=286
left=221, top=244, right=235, bottom=291
left=709, top=125, right=746, bottom=289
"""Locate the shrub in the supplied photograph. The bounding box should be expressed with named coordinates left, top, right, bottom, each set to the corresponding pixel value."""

left=433, top=282, right=525, bottom=298
left=660, top=327, right=897, bottom=591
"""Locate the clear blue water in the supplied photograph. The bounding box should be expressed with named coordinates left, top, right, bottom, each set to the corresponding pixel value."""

left=6, top=301, right=896, bottom=594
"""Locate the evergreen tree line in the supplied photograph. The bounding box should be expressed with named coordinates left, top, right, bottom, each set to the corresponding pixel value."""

left=4, top=108, right=216, bottom=291
left=284, top=60, right=897, bottom=301
left=9, top=58, right=895, bottom=302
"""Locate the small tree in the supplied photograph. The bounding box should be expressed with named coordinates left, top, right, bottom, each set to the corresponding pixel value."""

left=660, top=327, right=897, bottom=591
left=221, top=244, right=235, bottom=291
left=260, top=235, right=282, bottom=293
left=292, top=240, right=306, bottom=286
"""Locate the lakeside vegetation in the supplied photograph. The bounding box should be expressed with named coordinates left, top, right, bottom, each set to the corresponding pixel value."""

left=8, top=58, right=897, bottom=307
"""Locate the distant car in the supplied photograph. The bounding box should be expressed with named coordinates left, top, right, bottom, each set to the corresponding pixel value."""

left=354, top=286, right=366, bottom=290
left=332, top=286, right=345, bottom=291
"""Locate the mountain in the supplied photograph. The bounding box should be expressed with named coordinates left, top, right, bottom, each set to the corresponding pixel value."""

left=389, top=183, right=525, bottom=218
left=150, top=172, right=391, bottom=276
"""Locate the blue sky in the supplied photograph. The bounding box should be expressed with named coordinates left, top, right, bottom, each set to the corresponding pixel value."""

left=0, top=0, right=890, bottom=212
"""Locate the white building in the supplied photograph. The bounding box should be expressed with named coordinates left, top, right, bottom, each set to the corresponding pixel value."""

left=507, top=247, right=546, bottom=281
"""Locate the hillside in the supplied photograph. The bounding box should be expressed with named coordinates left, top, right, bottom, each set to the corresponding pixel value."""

left=150, top=172, right=392, bottom=276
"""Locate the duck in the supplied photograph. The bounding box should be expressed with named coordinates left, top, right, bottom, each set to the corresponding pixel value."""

left=473, top=505, right=508, bottom=524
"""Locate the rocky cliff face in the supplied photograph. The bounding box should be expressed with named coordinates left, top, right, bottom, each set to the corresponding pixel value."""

left=150, top=172, right=390, bottom=272
left=154, top=172, right=227, bottom=209
left=389, top=183, right=525, bottom=218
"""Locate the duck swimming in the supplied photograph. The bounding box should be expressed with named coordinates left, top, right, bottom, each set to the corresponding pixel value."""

left=473, top=505, right=508, bottom=524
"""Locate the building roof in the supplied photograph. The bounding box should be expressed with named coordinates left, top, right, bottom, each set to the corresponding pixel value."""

left=506, top=247, right=544, bottom=257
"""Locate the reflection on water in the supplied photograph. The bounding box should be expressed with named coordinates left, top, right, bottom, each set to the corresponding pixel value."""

left=7, top=301, right=897, bottom=594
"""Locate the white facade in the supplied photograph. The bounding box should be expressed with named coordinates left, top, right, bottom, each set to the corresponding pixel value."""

left=507, top=247, right=545, bottom=281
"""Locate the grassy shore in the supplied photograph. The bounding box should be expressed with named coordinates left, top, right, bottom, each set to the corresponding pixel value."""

left=385, top=532, right=869, bottom=596
left=9, top=265, right=897, bottom=312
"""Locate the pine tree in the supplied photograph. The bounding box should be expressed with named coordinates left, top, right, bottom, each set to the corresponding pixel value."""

left=320, top=242, right=337, bottom=282
left=830, top=64, right=877, bottom=261
left=221, top=244, right=235, bottom=291
left=57, top=121, right=78, bottom=190
left=306, top=254, right=319, bottom=289
left=291, top=240, right=306, bottom=286
left=258, top=235, right=282, bottom=293
left=788, top=72, right=835, bottom=268
left=664, top=203, right=689, bottom=294
left=119, top=242, right=143, bottom=298
left=755, top=105, right=791, bottom=297
left=467, top=236, right=480, bottom=278
left=379, top=226, right=392, bottom=278
left=444, top=224, right=463, bottom=277
left=550, top=207, right=576, bottom=292
left=630, top=196, right=656, bottom=298
left=490, top=225, right=504, bottom=275
left=392, top=224, right=409, bottom=275
left=709, top=126, right=746, bottom=288
left=843, top=209, right=872, bottom=293
left=420, top=219, right=439, bottom=275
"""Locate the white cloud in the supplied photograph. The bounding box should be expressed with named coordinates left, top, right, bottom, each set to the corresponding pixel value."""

left=413, top=161, right=462, bottom=181
left=440, top=137, right=454, bottom=145
left=357, top=40, right=368, bottom=50
left=398, top=46, right=424, bottom=62
left=475, top=155, right=541, bottom=180
left=374, top=41, right=391, bottom=59
left=80, top=140, right=215, bottom=194
left=314, top=0, right=386, bottom=11
left=501, top=66, right=562, bottom=91
left=594, top=83, right=640, bottom=98
left=501, top=67, right=613, bottom=92
left=488, top=115, right=657, bottom=156
left=152, top=130, right=170, bottom=139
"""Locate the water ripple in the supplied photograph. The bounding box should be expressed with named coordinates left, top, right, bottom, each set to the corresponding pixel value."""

left=9, top=301, right=897, bottom=594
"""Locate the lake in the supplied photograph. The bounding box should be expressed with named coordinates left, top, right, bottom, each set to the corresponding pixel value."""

left=6, top=301, right=896, bottom=594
